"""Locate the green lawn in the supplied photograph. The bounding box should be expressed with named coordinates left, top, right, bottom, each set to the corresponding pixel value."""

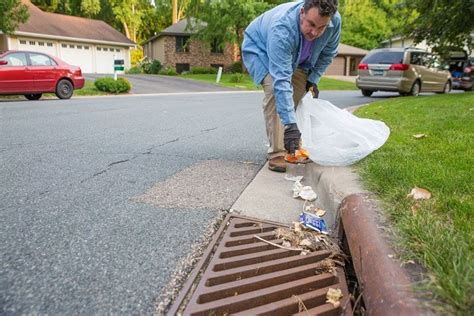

left=354, top=93, right=474, bottom=314
left=180, top=73, right=356, bottom=90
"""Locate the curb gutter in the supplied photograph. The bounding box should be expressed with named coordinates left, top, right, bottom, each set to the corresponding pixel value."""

left=307, top=164, right=423, bottom=314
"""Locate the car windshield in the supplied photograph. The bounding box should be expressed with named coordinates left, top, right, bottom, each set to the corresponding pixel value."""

left=362, top=51, right=404, bottom=64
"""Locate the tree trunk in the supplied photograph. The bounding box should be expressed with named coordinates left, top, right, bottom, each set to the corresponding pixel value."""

left=172, top=0, right=178, bottom=24
left=123, top=21, right=131, bottom=40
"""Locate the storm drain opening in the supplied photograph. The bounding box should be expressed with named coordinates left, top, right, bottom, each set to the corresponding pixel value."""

left=169, top=214, right=352, bottom=315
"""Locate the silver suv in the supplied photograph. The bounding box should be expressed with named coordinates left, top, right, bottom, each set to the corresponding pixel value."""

left=356, top=48, right=452, bottom=97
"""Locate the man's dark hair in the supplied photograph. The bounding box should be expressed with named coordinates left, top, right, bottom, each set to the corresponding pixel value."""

left=303, top=0, right=338, bottom=17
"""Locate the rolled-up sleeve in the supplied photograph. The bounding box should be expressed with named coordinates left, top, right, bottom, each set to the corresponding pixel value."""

left=267, top=25, right=297, bottom=125
left=308, top=18, right=341, bottom=85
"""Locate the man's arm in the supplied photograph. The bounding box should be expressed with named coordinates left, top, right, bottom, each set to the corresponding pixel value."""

left=308, top=16, right=342, bottom=85
left=267, top=25, right=297, bottom=126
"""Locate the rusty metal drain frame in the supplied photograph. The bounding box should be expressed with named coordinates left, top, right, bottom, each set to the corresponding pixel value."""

left=168, top=213, right=351, bottom=315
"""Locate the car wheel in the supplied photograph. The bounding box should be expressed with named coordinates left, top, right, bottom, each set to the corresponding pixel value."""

left=55, top=79, right=74, bottom=99
left=437, top=81, right=451, bottom=94
left=361, top=89, right=373, bottom=97
left=24, top=94, right=42, bottom=100
left=408, top=81, right=421, bottom=96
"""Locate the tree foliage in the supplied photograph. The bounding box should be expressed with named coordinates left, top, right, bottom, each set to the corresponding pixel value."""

left=339, top=0, right=411, bottom=50
left=401, top=0, right=474, bottom=55
left=0, top=0, right=29, bottom=34
left=187, top=0, right=271, bottom=58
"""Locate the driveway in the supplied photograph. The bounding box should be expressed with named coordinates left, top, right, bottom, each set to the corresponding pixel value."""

left=84, top=74, right=236, bottom=94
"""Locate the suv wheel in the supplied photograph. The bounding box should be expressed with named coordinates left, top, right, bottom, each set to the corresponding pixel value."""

left=442, top=81, right=451, bottom=94
left=408, top=81, right=421, bottom=96
left=361, top=89, right=373, bottom=97
left=55, top=79, right=74, bottom=99
left=24, top=94, right=42, bottom=100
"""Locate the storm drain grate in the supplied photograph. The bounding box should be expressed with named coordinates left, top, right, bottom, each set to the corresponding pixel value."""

left=170, top=215, right=351, bottom=315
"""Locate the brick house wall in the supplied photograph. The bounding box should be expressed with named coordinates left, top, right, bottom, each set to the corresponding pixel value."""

left=161, top=36, right=236, bottom=71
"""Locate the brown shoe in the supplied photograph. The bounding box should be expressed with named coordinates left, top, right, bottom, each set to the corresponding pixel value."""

left=268, top=156, right=287, bottom=173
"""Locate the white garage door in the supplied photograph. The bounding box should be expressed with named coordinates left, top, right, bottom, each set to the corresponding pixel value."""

left=60, top=43, right=94, bottom=73
left=18, top=38, right=56, bottom=56
left=96, top=46, right=124, bottom=74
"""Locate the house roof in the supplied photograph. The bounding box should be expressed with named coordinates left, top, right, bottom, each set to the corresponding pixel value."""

left=142, top=18, right=204, bottom=45
left=337, top=43, right=368, bottom=56
left=16, top=0, right=135, bottom=46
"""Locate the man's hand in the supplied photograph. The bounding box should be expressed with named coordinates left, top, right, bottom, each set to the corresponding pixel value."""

left=305, top=81, right=319, bottom=98
left=284, top=123, right=301, bottom=154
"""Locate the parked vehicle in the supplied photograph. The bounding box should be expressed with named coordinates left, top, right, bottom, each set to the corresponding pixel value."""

left=356, top=47, right=451, bottom=97
left=0, top=50, right=84, bottom=100
left=443, top=51, right=473, bottom=91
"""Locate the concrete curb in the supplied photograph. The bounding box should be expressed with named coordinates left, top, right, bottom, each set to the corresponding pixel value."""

left=307, top=164, right=423, bottom=314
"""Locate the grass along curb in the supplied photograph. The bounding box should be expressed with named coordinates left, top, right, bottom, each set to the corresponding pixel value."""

left=180, top=73, right=357, bottom=90
left=354, top=93, right=473, bottom=314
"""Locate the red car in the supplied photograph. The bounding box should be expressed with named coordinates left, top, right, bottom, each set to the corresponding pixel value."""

left=0, top=50, right=85, bottom=100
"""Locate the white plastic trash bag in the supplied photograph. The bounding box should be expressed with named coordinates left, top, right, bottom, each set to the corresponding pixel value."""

left=295, top=93, right=390, bottom=166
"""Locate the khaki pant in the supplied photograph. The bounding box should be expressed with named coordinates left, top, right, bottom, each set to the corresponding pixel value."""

left=262, top=68, right=307, bottom=159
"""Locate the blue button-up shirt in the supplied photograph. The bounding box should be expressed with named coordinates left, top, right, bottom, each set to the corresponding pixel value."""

left=242, top=1, right=341, bottom=125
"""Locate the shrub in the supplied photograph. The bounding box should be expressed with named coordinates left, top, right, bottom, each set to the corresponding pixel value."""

left=130, top=48, right=143, bottom=66
left=189, top=66, right=217, bottom=74
left=94, top=77, right=131, bottom=94
left=159, top=67, right=178, bottom=76
left=126, top=66, right=142, bottom=74
left=229, top=73, right=244, bottom=83
left=140, top=57, right=162, bottom=74
left=229, top=61, right=243, bottom=73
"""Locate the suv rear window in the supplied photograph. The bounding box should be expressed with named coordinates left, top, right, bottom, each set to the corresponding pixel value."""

left=362, top=51, right=404, bottom=64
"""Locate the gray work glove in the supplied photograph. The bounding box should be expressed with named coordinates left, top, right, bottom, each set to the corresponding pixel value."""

left=306, top=81, right=319, bottom=98
left=284, top=123, right=301, bottom=154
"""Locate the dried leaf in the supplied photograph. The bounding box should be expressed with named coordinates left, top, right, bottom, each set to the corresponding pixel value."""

left=413, top=133, right=427, bottom=139
left=293, top=222, right=304, bottom=232
left=282, top=240, right=291, bottom=248
left=407, top=187, right=432, bottom=200
left=299, top=239, right=313, bottom=247
left=326, top=288, right=343, bottom=308
left=314, top=208, right=326, bottom=217
left=300, top=250, right=309, bottom=256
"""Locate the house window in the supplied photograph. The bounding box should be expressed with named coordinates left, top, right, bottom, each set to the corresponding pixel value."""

left=62, top=43, right=67, bottom=48
left=77, top=45, right=82, bottom=49
left=176, top=36, right=190, bottom=53
left=211, top=39, right=223, bottom=54
left=29, top=41, right=36, bottom=45
left=115, top=48, right=120, bottom=52
left=175, top=63, right=190, bottom=74
left=19, top=40, right=27, bottom=45
left=84, top=46, right=90, bottom=50
left=38, top=42, right=44, bottom=46
left=97, top=47, right=102, bottom=51
left=103, top=47, right=108, bottom=51
left=47, top=43, right=53, bottom=47
left=69, top=44, right=75, bottom=48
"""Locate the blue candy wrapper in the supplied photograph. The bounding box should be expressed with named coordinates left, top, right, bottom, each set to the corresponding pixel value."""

left=299, top=211, right=328, bottom=234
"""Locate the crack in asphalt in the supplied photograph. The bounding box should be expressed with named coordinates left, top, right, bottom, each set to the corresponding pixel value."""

left=201, top=127, right=217, bottom=132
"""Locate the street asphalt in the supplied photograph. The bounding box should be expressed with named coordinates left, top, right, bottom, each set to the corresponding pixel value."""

left=0, top=90, right=406, bottom=313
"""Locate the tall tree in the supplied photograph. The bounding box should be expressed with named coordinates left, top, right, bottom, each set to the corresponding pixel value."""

left=187, top=0, right=270, bottom=58
left=0, top=0, right=29, bottom=34
left=401, top=0, right=474, bottom=55
left=339, top=0, right=394, bottom=50
left=81, top=0, right=101, bottom=17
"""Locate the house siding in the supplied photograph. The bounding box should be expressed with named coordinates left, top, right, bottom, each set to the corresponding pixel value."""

left=325, top=56, right=345, bottom=75
left=161, top=36, right=235, bottom=70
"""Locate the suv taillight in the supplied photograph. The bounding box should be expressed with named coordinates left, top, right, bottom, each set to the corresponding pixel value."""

left=358, top=63, right=368, bottom=70
left=389, top=64, right=409, bottom=71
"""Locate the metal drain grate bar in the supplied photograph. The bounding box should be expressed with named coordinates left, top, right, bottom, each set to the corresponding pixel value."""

left=172, top=215, right=351, bottom=315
